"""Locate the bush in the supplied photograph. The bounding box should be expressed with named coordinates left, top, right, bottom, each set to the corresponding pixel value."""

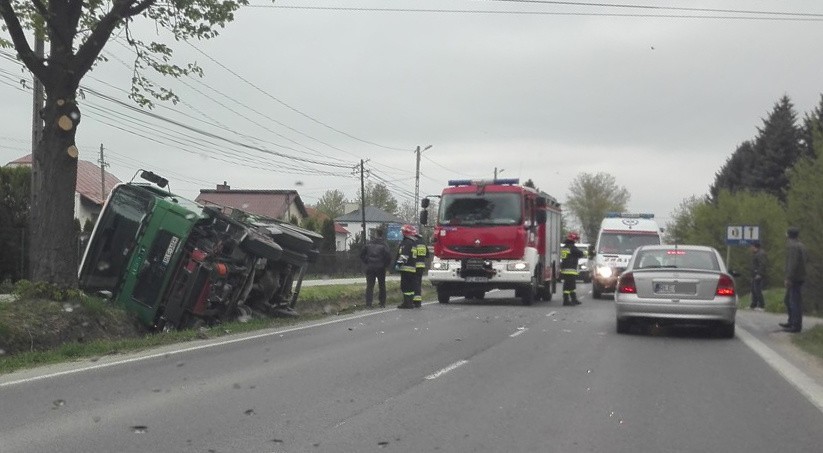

left=13, top=280, right=87, bottom=302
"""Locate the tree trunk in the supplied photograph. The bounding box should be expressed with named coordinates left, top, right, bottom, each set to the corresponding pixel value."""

left=29, top=93, right=80, bottom=288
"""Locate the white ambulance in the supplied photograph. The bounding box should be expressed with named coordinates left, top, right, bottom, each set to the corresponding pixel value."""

left=589, top=213, right=662, bottom=298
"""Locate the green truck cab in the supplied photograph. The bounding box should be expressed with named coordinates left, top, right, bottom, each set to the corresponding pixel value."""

left=78, top=172, right=322, bottom=330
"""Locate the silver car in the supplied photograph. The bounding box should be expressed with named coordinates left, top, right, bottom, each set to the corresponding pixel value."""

left=614, top=245, right=738, bottom=338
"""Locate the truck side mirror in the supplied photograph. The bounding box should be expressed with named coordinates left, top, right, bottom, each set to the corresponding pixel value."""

left=419, top=210, right=429, bottom=226
left=421, top=198, right=430, bottom=208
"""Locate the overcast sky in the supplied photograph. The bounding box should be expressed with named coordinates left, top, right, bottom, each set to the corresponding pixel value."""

left=2, top=0, right=823, bottom=229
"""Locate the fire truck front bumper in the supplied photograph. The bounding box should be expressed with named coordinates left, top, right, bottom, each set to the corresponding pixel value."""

left=427, top=258, right=534, bottom=288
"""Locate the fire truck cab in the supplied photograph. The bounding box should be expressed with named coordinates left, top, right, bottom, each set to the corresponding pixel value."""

left=421, top=179, right=562, bottom=305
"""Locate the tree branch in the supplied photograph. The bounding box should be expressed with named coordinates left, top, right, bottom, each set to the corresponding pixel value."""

left=0, top=0, right=46, bottom=81
left=74, top=0, right=154, bottom=79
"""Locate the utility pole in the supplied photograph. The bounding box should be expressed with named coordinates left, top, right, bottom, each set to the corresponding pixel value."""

left=494, top=167, right=504, bottom=180
left=414, top=145, right=433, bottom=217
left=98, top=144, right=109, bottom=201
left=360, top=159, right=367, bottom=243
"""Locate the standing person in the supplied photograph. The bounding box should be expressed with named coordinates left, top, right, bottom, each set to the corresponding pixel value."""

left=395, top=224, right=419, bottom=309
left=780, top=227, right=808, bottom=333
left=749, top=241, right=767, bottom=311
left=560, top=232, right=584, bottom=306
left=413, top=233, right=428, bottom=308
left=360, top=228, right=392, bottom=308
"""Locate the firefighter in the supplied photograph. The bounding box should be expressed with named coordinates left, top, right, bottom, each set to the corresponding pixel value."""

left=560, top=231, right=584, bottom=306
left=395, top=224, right=419, bottom=309
left=413, top=232, right=428, bottom=308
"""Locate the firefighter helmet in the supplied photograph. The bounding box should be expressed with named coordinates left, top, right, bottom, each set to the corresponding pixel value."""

left=401, top=224, right=417, bottom=237
left=566, top=231, right=580, bottom=242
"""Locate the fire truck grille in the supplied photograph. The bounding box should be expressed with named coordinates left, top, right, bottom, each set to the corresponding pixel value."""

left=460, top=258, right=494, bottom=278
left=451, top=245, right=507, bottom=254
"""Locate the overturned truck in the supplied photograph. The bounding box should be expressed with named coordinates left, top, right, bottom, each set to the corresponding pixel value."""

left=78, top=171, right=322, bottom=331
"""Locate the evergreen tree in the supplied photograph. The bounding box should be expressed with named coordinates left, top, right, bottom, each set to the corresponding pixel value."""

left=320, top=219, right=336, bottom=253
left=709, top=141, right=755, bottom=202
left=800, top=94, right=823, bottom=159
left=750, top=95, right=803, bottom=202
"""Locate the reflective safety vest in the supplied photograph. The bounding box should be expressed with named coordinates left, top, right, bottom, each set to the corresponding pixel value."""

left=415, top=242, right=428, bottom=270
left=396, top=237, right=418, bottom=273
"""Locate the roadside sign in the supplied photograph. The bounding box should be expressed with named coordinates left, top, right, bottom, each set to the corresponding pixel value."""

left=386, top=223, right=402, bottom=241
left=726, top=225, right=760, bottom=246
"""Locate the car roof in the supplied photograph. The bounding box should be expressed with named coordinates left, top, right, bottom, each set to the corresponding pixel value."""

left=635, top=244, right=716, bottom=252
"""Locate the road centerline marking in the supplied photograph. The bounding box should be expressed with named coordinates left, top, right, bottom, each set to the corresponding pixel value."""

left=425, top=360, right=469, bottom=380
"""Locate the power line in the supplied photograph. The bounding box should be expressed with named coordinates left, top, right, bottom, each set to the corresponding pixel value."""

left=252, top=4, right=823, bottom=21
left=185, top=40, right=412, bottom=151
left=478, top=0, right=823, bottom=17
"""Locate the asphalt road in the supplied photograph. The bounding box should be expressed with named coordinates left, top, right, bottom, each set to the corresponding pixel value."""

left=2, top=284, right=822, bottom=452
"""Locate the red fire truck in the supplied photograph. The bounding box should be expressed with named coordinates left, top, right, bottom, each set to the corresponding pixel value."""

left=420, top=178, right=562, bottom=305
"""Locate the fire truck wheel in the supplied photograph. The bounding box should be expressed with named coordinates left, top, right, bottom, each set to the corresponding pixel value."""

left=437, top=287, right=450, bottom=304
left=521, top=277, right=536, bottom=305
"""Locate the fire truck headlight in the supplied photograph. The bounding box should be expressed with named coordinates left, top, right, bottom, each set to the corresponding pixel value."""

left=506, top=262, right=529, bottom=271
left=596, top=266, right=613, bottom=278
left=431, top=261, right=449, bottom=271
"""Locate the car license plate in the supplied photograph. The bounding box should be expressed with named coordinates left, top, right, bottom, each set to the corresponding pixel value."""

left=654, top=283, right=677, bottom=294
left=654, top=282, right=697, bottom=295
left=465, top=276, right=488, bottom=283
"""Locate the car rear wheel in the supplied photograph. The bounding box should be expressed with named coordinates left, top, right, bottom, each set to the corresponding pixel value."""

left=437, top=287, right=450, bottom=304
left=717, top=322, right=735, bottom=339
left=616, top=318, right=630, bottom=334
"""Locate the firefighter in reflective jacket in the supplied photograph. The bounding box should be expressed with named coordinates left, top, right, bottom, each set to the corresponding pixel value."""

left=413, top=233, right=428, bottom=308
left=560, top=231, right=584, bottom=306
left=395, top=224, right=419, bottom=309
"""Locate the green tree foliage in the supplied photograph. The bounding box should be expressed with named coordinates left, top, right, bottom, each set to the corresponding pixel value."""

left=320, top=219, right=336, bottom=253
left=314, top=189, right=348, bottom=219
left=785, top=127, right=823, bottom=312
left=0, top=166, right=31, bottom=281
left=800, top=94, right=823, bottom=159
left=709, top=141, right=755, bottom=201
left=710, top=96, right=803, bottom=203
left=523, top=179, right=536, bottom=189
left=0, top=0, right=247, bottom=287
left=301, top=217, right=319, bottom=233
left=685, top=189, right=786, bottom=292
left=356, top=182, right=398, bottom=215
left=664, top=195, right=705, bottom=244
left=564, top=172, right=630, bottom=242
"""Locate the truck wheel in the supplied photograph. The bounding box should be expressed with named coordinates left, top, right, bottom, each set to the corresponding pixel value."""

left=241, top=231, right=283, bottom=261
left=521, top=276, right=536, bottom=305
left=437, top=287, right=450, bottom=304
left=616, top=318, right=630, bottom=334
left=592, top=284, right=602, bottom=299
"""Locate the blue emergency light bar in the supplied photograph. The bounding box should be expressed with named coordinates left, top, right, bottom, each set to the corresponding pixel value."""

left=605, top=212, right=655, bottom=219
left=448, top=178, right=520, bottom=187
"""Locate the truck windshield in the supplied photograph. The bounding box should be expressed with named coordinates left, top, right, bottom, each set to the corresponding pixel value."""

left=597, top=232, right=660, bottom=255
left=78, top=185, right=154, bottom=292
left=439, top=193, right=522, bottom=226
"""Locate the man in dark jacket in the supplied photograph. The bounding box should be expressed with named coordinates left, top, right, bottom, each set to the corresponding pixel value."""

left=749, top=241, right=767, bottom=311
left=360, top=229, right=392, bottom=308
left=780, top=227, right=808, bottom=333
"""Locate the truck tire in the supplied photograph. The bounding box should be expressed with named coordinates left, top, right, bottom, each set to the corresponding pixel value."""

left=437, top=287, right=450, bottom=304
left=592, top=284, right=602, bottom=299
left=521, top=276, right=536, bottom=305
left=241, top=232, right=283, bottom=261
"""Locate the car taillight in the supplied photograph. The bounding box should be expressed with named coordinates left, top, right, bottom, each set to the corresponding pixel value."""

left=618, top=272, right=636, bottom=294
left=716, top=274, right=735, bottom=297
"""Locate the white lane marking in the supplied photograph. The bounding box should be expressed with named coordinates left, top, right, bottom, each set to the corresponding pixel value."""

left=510, top=328, right=527, bottom=338
left=0, top=307, right=401, bottom=388
left=425, top=360, right=469, bottom=380
left=736, top=326, right=823, bottom=415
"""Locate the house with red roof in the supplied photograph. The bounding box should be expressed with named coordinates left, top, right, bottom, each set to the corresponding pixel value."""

left=5, top=154, right=121, bottom=227
left=195, top=182, right=309, bottom=225
left=334, top=223, right=351, bottom=251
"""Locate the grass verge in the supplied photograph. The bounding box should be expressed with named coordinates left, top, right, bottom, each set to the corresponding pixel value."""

left=0, top=281, right=426, bottom=375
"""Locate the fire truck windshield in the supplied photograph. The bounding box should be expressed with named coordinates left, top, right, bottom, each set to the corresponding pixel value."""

left=438, top=192, right=522, bottom=226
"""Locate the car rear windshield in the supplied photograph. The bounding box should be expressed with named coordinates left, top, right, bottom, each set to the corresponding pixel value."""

left=635, top=249, right=720, bottom=271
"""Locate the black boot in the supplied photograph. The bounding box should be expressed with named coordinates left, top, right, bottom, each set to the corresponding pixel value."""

left=571, top=293, right=581, bottom=305
left=563, top=294, right=572, bottom=306
left=398, top=295, right=415, bottom=309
